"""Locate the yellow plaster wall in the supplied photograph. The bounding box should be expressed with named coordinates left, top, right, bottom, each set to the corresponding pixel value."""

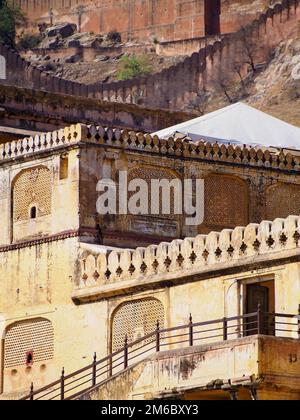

left=0, top=149, right=80, bottom=246
left=0, top=238, right=109, bottom=395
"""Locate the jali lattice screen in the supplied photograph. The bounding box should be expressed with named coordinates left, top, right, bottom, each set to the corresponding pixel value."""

left=112, top=298, right=165, bottom=352
left=13, top=167, right=52, bottom=222
left=4, top=318, right=54, bottom=368
left=204, top=174, right=248, bottom=228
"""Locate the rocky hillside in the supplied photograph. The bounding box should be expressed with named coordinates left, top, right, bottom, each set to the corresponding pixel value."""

left=198, top=36, right=300, bottom=128
left=26, top=52, right=184, bottom=85
left=20, top=23, right=186, bottom=84
left=21, top=22, right=300, bottom=127
left=247, top=38, right=300, bottom=127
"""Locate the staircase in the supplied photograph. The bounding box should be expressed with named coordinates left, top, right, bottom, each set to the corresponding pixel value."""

left=20, top=308, right=299, bottom=400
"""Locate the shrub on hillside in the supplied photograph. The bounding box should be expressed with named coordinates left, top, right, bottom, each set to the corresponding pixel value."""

left=18, top=34, right=42, bottom=50
left=117, top=54, right=152, bottom=81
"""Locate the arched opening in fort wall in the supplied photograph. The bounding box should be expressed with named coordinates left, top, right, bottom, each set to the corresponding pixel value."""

left=205, top=0, right=221, bottom=35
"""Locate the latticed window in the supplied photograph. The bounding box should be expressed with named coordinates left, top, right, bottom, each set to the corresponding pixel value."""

left=13, top=167, right=52, bottom=222
left=111, top=298, right=165, bottom=352
left=4, top=318, right=54, bottom=368
left=127, top=166, right=181, bottom=217
left=204, top=174, right=248, bottom=228
left=266, top=183, right=300, bottom=220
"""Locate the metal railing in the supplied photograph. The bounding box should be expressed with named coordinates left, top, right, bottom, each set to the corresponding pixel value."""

left=20, top=305, right=300, bottom=400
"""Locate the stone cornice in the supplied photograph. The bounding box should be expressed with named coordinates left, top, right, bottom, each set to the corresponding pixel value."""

left=0, top=229, right=92, bottom=253
left=73, top=247, right=300, bottom=303
left=0, top=124, right=82, bottom=164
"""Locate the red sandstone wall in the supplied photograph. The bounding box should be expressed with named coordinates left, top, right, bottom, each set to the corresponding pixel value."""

left=86, top=0, right=300, bottom=109
left=156, top=34, right=220, bottom=56
left=2, top=0, right=300, bottom=111
left=16, top=0, right=271, bottom=42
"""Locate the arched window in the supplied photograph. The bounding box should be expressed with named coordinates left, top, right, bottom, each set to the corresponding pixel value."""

left=4, top=318, right=54, bottom=369
left=0, top=55, right=6, bottom=80
left=128, top=166, right=182, bottom=218
left=12, top=166, right=52, bottom=223
left=30, top=206, right=37, bottom=219
left=111, top=298, right=165, bottom=352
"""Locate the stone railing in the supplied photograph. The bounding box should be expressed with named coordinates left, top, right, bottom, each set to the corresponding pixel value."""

left=82, top=124, right=300, bottom=171
left=0, top=124, right=82, bottom=162
left=1, top=123, right=300, bottom=172
left=77, top=215, right=300, bottom=289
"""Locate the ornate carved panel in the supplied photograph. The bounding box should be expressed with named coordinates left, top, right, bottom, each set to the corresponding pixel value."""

left=127, top=166, right=181, bottom=217
left=204, top=174, right=248, bottom=228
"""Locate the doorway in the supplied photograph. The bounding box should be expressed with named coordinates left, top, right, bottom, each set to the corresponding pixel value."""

left=204, top=0, right=221, bottom=36
left=245, top=280, right=275, bottom=336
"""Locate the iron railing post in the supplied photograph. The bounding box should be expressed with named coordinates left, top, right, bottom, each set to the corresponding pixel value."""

left=156, top=321, right=160, bottom=352
left=270, top=312, right=276, bottom=337
left=124, top=336, right=128, bottom=369
left=223, top=317, right=228, bottom=341
left=60, top=368, right=65, bottom=400
left=109, top=355, right=113, bottom=377
left=92, top=352, right=97, bottom=387
left=257, top=304, right=262, bottom=335
left=29, top=382, right=34, bottom=401
left=189, top=314, right=193, bottom=347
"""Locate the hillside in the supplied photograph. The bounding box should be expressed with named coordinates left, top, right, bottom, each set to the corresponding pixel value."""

left=21, top=22, right=300, bottom=128
left=247, top=38, right=300, bottom=127
left=197, top=36, right=300, bottom=128
left=26, top=49, right=185, bottom=85
left=20, top=25, right=186, bottom=84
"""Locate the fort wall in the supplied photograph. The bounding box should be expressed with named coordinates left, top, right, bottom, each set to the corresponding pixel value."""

left=15, top=0, right=271, bottom=42
left=2, top=1, right=299, bottom=111
left=0, top=84, right=193, bottom=137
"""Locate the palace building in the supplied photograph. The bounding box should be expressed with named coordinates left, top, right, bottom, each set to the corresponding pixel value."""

left=0, top=121, right=299, bottom=400
left=0, top=0, right=299, bottom=401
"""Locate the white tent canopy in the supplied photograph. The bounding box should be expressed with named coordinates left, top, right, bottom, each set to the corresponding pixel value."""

left=153, top=102, right=300, bottom=150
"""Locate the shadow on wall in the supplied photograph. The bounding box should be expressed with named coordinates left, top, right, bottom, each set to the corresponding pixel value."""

left=0, top=55, right=5, bottom=80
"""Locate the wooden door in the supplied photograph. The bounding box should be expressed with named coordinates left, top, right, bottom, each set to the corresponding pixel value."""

left=246, top=284, right=272, bottom=335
